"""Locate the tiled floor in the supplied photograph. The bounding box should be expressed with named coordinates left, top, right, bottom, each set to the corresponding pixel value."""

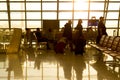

left=0, top=44, right=120, bottom=80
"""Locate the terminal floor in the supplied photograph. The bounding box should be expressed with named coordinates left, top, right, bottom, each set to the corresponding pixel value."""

left=0, top=44, right=120, bottom=80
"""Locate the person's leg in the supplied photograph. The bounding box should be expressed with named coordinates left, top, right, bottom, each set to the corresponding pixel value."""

left=69, top=41, right=73, bottom=51
left=41, top=37, right=50, bottom=50
left=96, top=35, right=101, bottom=44
left=46, top=42, right=50, bottom=49
left=36, top=41, right=40, bottom=49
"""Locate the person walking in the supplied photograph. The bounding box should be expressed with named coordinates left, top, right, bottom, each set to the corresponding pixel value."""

left=75, top=19, right=83, bottom=36
left=96, top=16, right=108, bottom=44
left=63, top=20, right=73, bottom=51
left=73, top=19, right=86, bottom=55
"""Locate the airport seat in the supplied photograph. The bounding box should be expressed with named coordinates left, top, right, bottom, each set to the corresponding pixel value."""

left=104, top=36, right=120, bottom=56
left=89, top=35, right=106, bottom=48
left=90, top=35, right=110, bottom=51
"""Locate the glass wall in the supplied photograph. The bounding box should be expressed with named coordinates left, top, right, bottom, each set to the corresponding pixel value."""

left=0, top=0, right=120, bottom=35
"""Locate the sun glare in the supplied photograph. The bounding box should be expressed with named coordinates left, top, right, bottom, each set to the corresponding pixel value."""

left=74, top=0, right=88, bottom=10
left=73, top=0, right=89, bottom=20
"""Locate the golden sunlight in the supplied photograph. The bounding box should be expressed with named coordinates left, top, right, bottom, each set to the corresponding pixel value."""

left=73, top=0, right=89, bottom=19
left=74, top=0, right=88, bottom=10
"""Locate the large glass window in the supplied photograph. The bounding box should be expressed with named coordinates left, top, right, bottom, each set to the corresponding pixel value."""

left=0, top=12, right=8, bottom=19
left=26, top=3, right=41, bottom=10
left=10, top=3, right=24, bottom=10
left=0, top=21, right=9, bottom=28
left=108, top=3, right=120, bottom=10
left=74, top=12, right=88, bottom=19
left=27, top=21, right=41, bottom=28
left=27, top=12, right=41, bottom=19
left=107, top=12, right=119, bottom=19
left=59, top=3, right=73, bottom=10
left=90, top=3, right=104, bottom=10
left=11, top=12, right=25, bottom=19
left=106, top=21, right=118, bottom=28
left=11, top=21, right=25, bottom=29
left=74, top=0, right=88, bottom=10
left=42, top=12, right=57, bottom=19
left=0, top=0, right=119, bottom=35
left=42, top=3, right=57, bottom=10
left=0, top=3, right=7, bottom=10
left=59, top=12, right=72, bottom=19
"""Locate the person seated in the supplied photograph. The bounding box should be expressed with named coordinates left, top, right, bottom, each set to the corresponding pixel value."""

left=34, top=28, right=50, bottom=50
left=25, top=28, right=32, bottom=47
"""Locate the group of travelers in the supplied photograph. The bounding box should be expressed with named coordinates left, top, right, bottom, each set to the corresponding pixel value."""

left=25, top=16, right=107, bottom=56
left=61, top=19, right=86, bottom=55
left=55, top=16, right=107, bottom=55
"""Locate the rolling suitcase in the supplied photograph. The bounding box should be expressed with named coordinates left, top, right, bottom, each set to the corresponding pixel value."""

left=54, top=37, right=66, bottom=54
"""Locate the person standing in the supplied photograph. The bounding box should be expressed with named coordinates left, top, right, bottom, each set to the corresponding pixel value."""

left=96, top=16, right=108, bottom=44
left=75, top=19, right=83, bottom=36
left=73, top=19, right=86, bottom=55
left=62, top=20, right=73, bottom=51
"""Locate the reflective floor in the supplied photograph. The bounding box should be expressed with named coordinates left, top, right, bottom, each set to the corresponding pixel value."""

left=0, top=44, right=120, bottom=80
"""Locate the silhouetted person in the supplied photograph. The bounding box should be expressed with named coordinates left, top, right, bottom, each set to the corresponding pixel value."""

left=75, top=19, right=83, bottom=36
left=73, top=19, right=86, bottom=55
left=46, top=28, right=54, bottom=42
left=63, top=20, right=73, bottom=51
left=73, top=34, right=86, bottom=55
left=96, top=17, right=107, bottom=44
left=25, top=28, right=33, bottom=47
left=34, top=28, right=50, bottom=50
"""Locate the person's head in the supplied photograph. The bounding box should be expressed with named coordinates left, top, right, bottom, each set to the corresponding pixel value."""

left=25, top=28, right=28, bottom=31
left=99, top=16, right=104, bottom=21
left=78, top=19, right=82, bottom=24
left=68, top=20, right=72, bottom=24
left=36, top=28, right=40, bottom=31
left=26, top=28, right=31, bottom=32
